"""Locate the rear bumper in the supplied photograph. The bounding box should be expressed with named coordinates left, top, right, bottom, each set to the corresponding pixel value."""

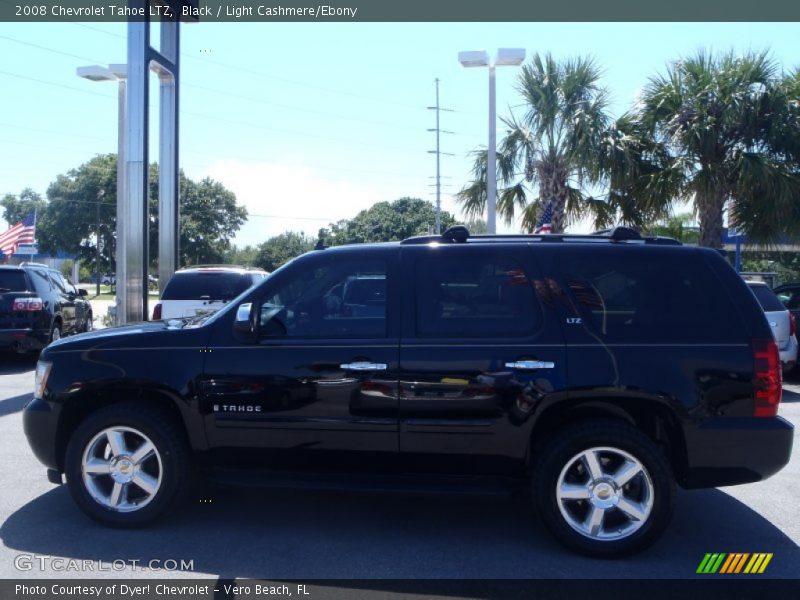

left=779, top=335, right=797, bottom=369
left=0, top=328, right=48, bottom=352
left=681, top=416, right=794, bottom=488
left=23, top=397, right=61, bottom=471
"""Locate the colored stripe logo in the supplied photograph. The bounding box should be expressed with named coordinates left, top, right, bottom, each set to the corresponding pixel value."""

left=697, top=553, right=773, bottom=574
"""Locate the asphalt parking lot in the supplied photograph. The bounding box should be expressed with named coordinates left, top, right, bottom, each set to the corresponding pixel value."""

left=0, top=353, right=798, bottom=581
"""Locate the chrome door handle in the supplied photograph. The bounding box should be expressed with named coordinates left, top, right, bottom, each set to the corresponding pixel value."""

left=505, top=360, right=555, bottom=371
left=340, top=362, right=387, bottom=371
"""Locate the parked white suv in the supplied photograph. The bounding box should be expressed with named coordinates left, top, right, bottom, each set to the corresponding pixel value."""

left=153, top=266, right=268, bottom=320
left=747, top=281, right=798, bottom=372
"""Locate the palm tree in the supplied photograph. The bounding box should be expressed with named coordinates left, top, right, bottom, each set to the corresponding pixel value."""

left=633, top=51, right=800, bottom=248
left=643, top=213, right=700, bottom=245
left=594, top=114, right=676, bottom=230
left=456, top=53, right=611, bottom=233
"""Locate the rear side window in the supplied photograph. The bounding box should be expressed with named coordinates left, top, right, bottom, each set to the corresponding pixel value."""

left=27, top=270, right=52, bottom=294
left=789, top=292, right=800, bottom=311
left=162, top=272, right=254, bottom=301
left=48, top=271, right=68, bottom=293
left=415, top=255, right=539, bottom=337
left=749, top=285, right=786, bottom=312
left=0, top=271, right=28, bottom=292
left=560, top=249, right=740, bottom=343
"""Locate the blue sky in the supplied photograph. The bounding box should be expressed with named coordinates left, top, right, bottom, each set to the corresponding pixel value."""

left=1, top=21, right=798, bottom=246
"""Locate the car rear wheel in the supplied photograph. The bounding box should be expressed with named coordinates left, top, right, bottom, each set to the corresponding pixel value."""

left=532, top=419, right=675, bottom=557
left=83, top=312, right=93, bottom=332
left=49, top=322, right=61, bottom=344
left=64, top=402, right=192, bottom=527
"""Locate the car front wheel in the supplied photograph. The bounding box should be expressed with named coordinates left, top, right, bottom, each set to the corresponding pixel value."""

left=533, top=419, right=675, bottom=557
left=64, top=402, right=191, bottom=527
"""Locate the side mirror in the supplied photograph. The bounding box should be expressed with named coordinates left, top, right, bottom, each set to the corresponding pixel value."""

left=78, top=288, right=88, bottom=297
left=233, top=302, right=257, bottom=341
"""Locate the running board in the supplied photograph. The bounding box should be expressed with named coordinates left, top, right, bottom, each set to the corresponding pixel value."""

left=202, top=468, right=523, bottom=496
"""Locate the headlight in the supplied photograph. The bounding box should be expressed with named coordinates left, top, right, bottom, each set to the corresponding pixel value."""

left=34, top=361, right=52, bottom=400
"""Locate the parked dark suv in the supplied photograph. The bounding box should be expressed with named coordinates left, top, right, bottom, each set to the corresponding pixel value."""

left=1, top=262, right=92, bottom=354
left=23, top=228, right=793, bottom=556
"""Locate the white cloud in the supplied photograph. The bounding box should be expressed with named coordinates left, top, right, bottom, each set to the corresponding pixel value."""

left=200, top=160, right=399, bottom=247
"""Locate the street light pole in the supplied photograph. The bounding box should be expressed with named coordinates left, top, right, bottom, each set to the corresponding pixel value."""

left=96, top=189, right=103, bottom=297
left=458, top=48, right=526, bottom=234
left=487, top=65, right=497, bottom=235
left=77, top=64, right=128, bottom=324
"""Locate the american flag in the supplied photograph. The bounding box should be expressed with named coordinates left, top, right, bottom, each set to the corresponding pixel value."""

left=534, top=201, right=553, bottom=234
left=0, top=212, right=36, bottom=260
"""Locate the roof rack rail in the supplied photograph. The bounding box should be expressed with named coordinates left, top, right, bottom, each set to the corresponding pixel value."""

left=442, top=225, right=470, bottom=243
left=181, top=264, right=265, bottom=270
left=400, top=226, right=682, bottom=246
left=18, top=261, right=50, bottom=268
left=400, top=224, right=471, bottom=245
left=591, top=226, right=642, bottom=242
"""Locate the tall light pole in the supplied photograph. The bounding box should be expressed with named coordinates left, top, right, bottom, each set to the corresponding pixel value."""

left=458, top=48, right=526, bottom=234
left=77, top=64, right=128, bottom=325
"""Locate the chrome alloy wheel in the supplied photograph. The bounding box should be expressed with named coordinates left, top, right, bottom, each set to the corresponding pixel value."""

left=80, top=426, right=163, bottom=512
left=555, top=446, right=654, bottom=541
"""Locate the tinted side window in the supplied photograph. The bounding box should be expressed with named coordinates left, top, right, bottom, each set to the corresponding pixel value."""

left=415, top=255, right=539, bottom=337
left=28, top=270, right=52, bottom=294
left=749, top=285, right=785, bottom=312
left=789, top=292, right=800, bottom=311
left=260, top=259, right=386, bottom=339
left=162, top=272, right=254, bottom=300
left=560, top=249, right=739, bottom=342
left=48, top=271, right=67, bottom=293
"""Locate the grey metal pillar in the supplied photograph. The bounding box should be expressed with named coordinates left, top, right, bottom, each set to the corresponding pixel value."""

left=122, top=1, right=182, bottom=323
left=115, top=75, right=128, bottom=325
left=158, top=19, right=179, bottom=296
left=124, top=15, right=148, bottom=323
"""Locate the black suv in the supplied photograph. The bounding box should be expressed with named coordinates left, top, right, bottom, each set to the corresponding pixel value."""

left=1, top=262, right=93, bottom=354
left=23, top=228, right=793, bottom=556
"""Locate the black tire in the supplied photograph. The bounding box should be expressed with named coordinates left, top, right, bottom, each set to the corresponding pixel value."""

left=532, top=419, right=675, bottom=557
left=49, top=321, right=62, bottom=344
left=83, top=312, right=93, bottom=333
left=64, top=402, right=192, bottom=527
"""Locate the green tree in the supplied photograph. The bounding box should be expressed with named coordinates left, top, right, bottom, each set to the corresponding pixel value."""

left=42, top=154, right=247, bottom=269
left=224, top=244, right=260, bottom=267
left=464, top=218, right=488, bottom=234
left=1, top=188, right=47, bottom=226
left=168, top=173, right=248, bottom=266
left=632, top=51, right=800, bottom=248
left=642, top=213, right=700, bottom=245
left=593, top=114, right=675, bottom=230
left=254, top=232, right=314, bottom=272
left=457, top=53, right=611, bottom=233
left=43, top=154, right=117, bottom=271
left=322, top=197, right=456, bottom=245
left=59, top=259, right=75, bottom=279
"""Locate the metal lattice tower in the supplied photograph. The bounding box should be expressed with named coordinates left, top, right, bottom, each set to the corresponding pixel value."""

left=427, top=78, right=454, bottom=234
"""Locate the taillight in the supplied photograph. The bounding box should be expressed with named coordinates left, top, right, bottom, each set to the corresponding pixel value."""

left=753, top=338, right=782, bottom=417
left=152, top=303, right=162, bottom=320
left=790, top=313, right=797, bottom=337
left=12, top=297, right=43, bottom=311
